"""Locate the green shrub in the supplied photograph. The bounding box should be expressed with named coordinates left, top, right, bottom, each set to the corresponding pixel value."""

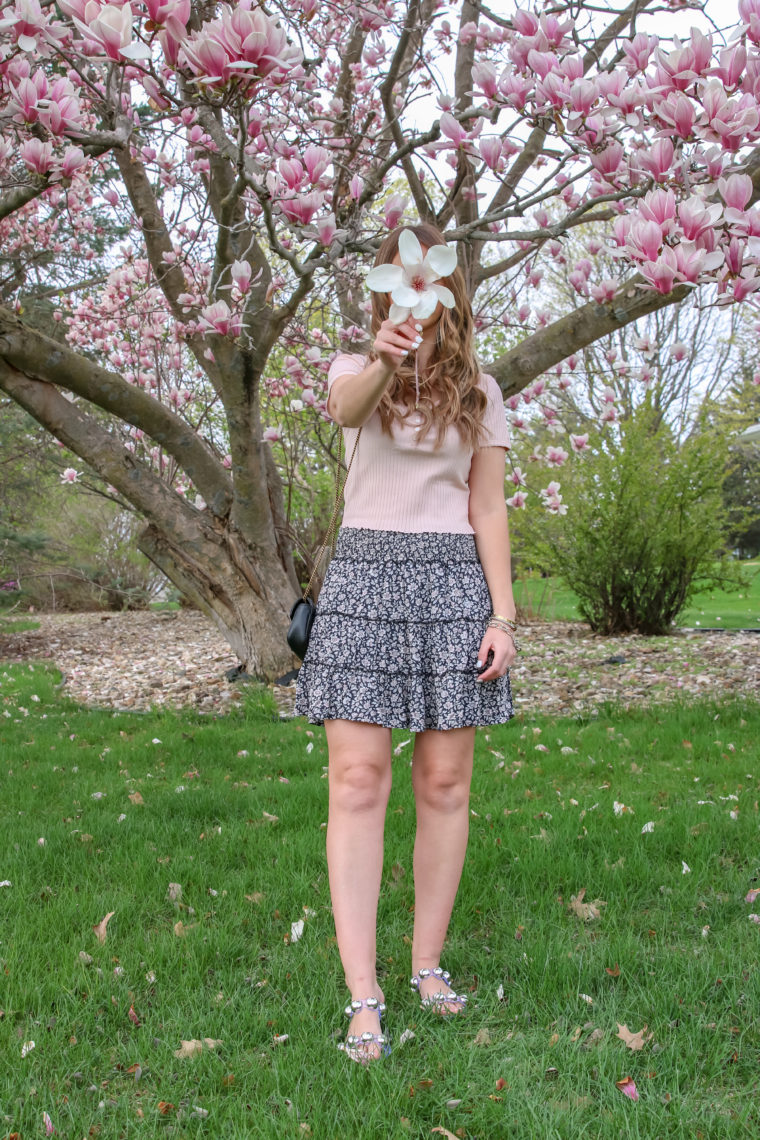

left=514, top=404, right=750, bottom=634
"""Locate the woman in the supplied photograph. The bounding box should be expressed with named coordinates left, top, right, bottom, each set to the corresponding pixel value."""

left=294, top=222, right=518, bottom=1064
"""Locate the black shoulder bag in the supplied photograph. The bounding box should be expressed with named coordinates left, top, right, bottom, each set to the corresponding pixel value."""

left=287, top=425, right=363, bottom=660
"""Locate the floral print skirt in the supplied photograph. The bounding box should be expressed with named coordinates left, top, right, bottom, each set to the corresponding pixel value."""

left=294, top=527, right=515, bottom=732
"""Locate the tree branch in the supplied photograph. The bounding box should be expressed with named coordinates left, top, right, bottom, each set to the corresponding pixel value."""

left=0, top=306, right=233, bottom=517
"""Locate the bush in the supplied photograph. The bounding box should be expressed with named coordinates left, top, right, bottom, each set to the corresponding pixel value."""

left=513, top=404, right=750, bottom=635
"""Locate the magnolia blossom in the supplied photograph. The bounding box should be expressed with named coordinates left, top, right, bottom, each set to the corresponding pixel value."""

left=364, top=229, right=457, bottom=324
left=60, top=467, right=82, bottom=483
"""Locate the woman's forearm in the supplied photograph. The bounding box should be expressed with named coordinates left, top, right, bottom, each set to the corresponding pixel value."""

left=470, top=506, right=516, bottom=619
left=329, top=357, right=396, bottom=427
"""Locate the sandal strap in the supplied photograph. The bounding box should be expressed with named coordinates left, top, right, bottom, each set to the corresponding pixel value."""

left=343, top=995, right=386, bottom=1019
left=409, top=965, right=452, bottom=989
left=410, top=966, right=468, bottom=1010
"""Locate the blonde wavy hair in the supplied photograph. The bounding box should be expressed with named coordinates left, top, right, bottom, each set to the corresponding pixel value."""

left=365, top=222, right=491, bottom=451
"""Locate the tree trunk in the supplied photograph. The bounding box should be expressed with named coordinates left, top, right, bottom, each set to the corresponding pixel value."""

left=138, top=522, right=301, bottom=679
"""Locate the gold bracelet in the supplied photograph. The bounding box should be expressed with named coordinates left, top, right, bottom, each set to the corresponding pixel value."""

left=490, top=613, right=517, bottom=629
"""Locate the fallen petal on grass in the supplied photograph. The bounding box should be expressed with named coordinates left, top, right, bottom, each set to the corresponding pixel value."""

left=616, top=1075, right=639, bottom=1101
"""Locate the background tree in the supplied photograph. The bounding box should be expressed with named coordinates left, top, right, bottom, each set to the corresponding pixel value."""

left=3, top=0, right=760, bottom=675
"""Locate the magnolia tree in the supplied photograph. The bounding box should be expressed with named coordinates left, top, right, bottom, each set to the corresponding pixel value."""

left=3, top=0, right=760, bottom=677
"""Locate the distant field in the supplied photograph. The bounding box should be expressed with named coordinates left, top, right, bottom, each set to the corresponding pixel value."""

left=513, top=561, right=760, bottom=630
left=3, top=561, right=758, bottom=633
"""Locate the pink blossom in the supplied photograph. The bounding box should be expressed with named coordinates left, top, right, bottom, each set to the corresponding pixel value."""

left=348, top=175, right=363, bottom=200
left=60, top=467, right=82, bottom=483
left=315, top=214, right=336, bottom=245
left=21, top=138, right=53, bottom=174
left=478, top=137, right=502, bottom=171
left=279, top=190, right=324, bottom=225
left=713, top=43, right=746, bottom=90
left=590, top=141, right=623, bottom=179
left=262, top=427, right=281, bottom=442
left=506, top=490, right=528, bottom=509
left=638, top=137, right=674, bottom=182
left=638, top=188, right=677, bottom=232
left=9, top=73, right=46, bottom=124
left=669, top=342, right=688, bottom=361
left=144, top=0, right=190, bottom=27
left=622, top=32, right=657, bottom=74
left=591, top=278, right=620, bottom=303
left=654, top=92, right=695, bottom=139
left=739, top=0, right=760, bottom=45
left=545, top=445, right=568, bottom=467
left=512, top=8, right=538, bottom=36
left=498, top=71, right=532, bottom=111
left=303, top=144, right=330, bottom=183
left=472, top=60, right=498, bottom=99
left=60, top=146, right=86, bottom=178
left=384, top=193, right=408, bottom=229
left=231, top=260, right=251, bottom=293
left=640, top=248, right=678, bottom=293
left=570, top=434, right=590, bottom=453
left=70, top=2, right=151, bottom=62
left=678, top=196, right=722, bottom=242
left=718, top=173, right=753, bottom=211
left=627, top=219, right=664, bottom=262
left=279, top=157, right=304, bottom=190
left=199, top=300, right=239, bottom=336
left=439, top=112, right=470, bottom=148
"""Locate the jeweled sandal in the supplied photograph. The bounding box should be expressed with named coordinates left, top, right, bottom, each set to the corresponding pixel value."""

left=410, top=966, right=468, bottom=1014
left=336, top=996, right=391, bottom=1064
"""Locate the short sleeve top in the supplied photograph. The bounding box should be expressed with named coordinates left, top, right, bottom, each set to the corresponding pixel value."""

left=326, top=352, right=510, bottom=535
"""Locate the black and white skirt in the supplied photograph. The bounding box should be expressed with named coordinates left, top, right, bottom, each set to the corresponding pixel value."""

left=293, top=527, right=515, bottom=732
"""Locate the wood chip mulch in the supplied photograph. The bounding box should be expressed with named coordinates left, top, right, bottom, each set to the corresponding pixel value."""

left=1, top=610, right=757, bottom=720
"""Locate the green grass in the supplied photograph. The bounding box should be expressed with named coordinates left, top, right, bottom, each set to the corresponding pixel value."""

left=512, top=561, right=760, bottom=629
left=1, top=663, right=758, bottom=1138
left=0, top=616, right=40, bottom=634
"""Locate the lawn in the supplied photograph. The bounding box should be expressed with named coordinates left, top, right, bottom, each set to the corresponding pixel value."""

left=1, top=662, right=758, bottom=1138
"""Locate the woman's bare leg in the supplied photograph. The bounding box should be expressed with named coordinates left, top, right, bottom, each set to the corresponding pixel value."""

left=410, top=725, right=476, bottom=1013
left=324, top=718, right=392, bottom=1055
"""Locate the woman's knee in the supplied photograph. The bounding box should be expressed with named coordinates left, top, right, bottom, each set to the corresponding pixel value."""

left=414, top=763, right=471, bottom=812
left=330, top=756, right=390, bottom=812
left=412, top=730, right=474, bottom=813
left=326, top=720, right=391, bottom=812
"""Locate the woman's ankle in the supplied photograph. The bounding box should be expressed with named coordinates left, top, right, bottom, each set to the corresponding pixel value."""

left=345, top=976, right=380, bottom=996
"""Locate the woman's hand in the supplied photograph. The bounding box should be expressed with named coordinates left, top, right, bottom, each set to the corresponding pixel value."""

left=374, top=316, right=422, bottom=372
left=475, top=627, right=517, bottom=682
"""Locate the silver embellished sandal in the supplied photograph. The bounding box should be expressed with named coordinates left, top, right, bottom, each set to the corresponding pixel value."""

left=336, top=996, right=391, bottom=1064
left=410, top=966, right=468, bottom=1014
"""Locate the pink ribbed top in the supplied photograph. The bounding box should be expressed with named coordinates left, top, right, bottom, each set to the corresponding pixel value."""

left=326, top=353, right=510, bottom=535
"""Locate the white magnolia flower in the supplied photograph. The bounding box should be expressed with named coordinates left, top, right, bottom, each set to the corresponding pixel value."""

left=364, top=229, right=458, bottom=324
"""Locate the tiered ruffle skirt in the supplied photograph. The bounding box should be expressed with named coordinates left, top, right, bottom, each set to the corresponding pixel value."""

left=293, top=527, right=515, bottom=731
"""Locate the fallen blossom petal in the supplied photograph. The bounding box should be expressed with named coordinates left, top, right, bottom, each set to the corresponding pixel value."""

left=616, top=1075, right=639, bottom=1100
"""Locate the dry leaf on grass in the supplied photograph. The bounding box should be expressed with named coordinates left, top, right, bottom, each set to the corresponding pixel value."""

left=616, top=1023, right=654, bottom=1050
left=93, top=911, right=115, bottom=943
left=173, top=921, right=200, bottom=937
left=174, top=1038, right=222, bottom=1058
left=128, top=791, right=144, bottom=805
left=431, top=1130, right=459, bottom=1140
left=471, top=1026, right=492, bottom=1046
left=568, top=888, right=606, bottom=921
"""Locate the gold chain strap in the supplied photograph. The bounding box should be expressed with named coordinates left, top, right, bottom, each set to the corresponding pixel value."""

left=302, top=425, right=363, bottom=602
